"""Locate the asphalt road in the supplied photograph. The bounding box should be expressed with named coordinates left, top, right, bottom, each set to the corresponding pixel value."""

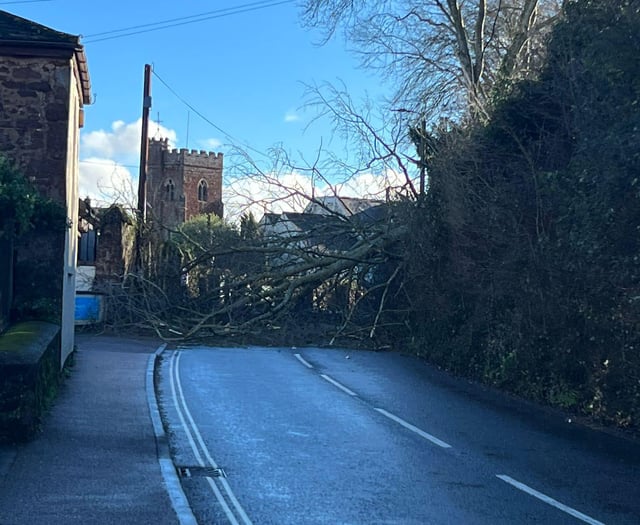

left=156, top=346, right=640, bottom=525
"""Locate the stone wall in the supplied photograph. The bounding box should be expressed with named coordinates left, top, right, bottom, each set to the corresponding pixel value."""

left=12, top=231, right=64, bottom=322
left=0, top=56, right=72, bottom=203
left=94, top=206, right=133, bottom=284
left=0, top=321, right=61, bottom=443
left=147, top=138, right=186, bottom=230
left=0, top=53, right=81, bottom=365
left=147, top=138, right=224, bottom=233
left=183, top=153, right=224, bottom=219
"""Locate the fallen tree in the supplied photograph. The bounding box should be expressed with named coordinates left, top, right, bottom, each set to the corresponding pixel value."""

left=104, top=196, right=410, bottom=346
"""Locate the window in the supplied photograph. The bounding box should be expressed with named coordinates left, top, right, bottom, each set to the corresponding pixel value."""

left=165, top=179, right=175, bottom=201
left=198, top=180, right=208, bottom=202
left=78, top=230, right=97, bottom=263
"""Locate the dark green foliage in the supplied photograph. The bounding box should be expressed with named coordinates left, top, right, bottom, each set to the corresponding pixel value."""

left=145, top=215, right=267, bottom=330
left=11, top=212, right=66, bottom=323
left=0, top=156, right=37, bottom=237
left=11, top=248, right=64, bottom=322
left=403, top=0, right=640, bottom=430
left=0, top=155, right=66, bottom=238
left=0, top=156, right=66, bottom=324
left=240, top=211, right=260, bottom=240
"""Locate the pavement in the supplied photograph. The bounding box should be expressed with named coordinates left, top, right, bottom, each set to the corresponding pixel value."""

left=0, top=333, right=194, bottom=525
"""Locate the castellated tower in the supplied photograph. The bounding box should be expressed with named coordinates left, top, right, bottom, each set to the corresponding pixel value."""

left=147, top=138, right=224, bottom=232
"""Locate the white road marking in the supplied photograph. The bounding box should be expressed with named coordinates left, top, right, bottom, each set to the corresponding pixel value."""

left=146, top=345, right=198, bottom=525
left=374, top=408, right=452, bottom=449
left=171, top=352, right=253, bottom=525
left=294, top=353, right=313, bottom=369
left=170, top=353, right=237, bottom=524
left=169, top=352, right=206, bottom=466
left=174, top=352, right=254, bottom=525
left=219, top=475, right=253, bottom=525
left=496, top=475, right=605, bottom=525
left=320, top=374, right=358, bottom=396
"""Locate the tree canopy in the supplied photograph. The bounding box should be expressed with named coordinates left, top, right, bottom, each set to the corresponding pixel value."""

left=302, top=0, right=561, bottom=121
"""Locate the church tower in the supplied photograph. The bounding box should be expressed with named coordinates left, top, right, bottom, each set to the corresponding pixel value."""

left=146, top=138, right=223, bottom=232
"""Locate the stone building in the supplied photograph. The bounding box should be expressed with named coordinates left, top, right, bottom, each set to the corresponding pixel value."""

left=77, top=201, right=134, bottom=289
left=93, top=206, right=133, bottom=282
left=0, top=10, right=91, bottom=366
left=147, top=138, right=223, bottom=236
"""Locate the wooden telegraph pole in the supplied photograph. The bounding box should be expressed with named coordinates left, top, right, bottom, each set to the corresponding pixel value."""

left=419, top=117, right=426, bottom=197
left=134, top=64, right=152, bottom=271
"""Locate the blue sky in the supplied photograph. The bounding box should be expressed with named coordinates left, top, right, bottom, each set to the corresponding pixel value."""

left=4, top=0, right=403, bottom=216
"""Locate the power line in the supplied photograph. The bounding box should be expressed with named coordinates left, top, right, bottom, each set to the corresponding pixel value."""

left=80, top=64, right=270, bottom=166
left=80, top=159, right=139, bottom=169
left=83, top=0, right=294, bottom=44
left=152, top=67, right=269, bottom=159
left=0, top=1, right=52, bottom=4
left=85, top=0, right=282, bottom=38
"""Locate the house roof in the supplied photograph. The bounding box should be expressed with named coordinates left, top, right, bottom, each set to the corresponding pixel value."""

left=351, top=203, right=389, bottom=224
left=304, top=196, right=385, bottom=216
left=262, top=212, right=360, bottom=252
left=284, top=212, right=343, bottom=232
left=0, top=10, right=78, bottom=45
left=0, top=10, right=91, bottom=104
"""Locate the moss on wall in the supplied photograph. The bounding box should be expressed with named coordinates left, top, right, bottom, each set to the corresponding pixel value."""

left=0, top=321, right=61, bottom=443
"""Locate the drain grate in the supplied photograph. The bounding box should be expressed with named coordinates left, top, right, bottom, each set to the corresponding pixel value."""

left=176, top=466, right=227, bottom=478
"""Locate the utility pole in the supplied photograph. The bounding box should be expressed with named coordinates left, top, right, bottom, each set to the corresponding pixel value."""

left=137, top=64, right=152, bottom=222
left=419, top=118, right=426, bottom=197
left=135, top=64, right=152, bottom=271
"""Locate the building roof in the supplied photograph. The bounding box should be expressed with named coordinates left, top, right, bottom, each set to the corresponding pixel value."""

left=260, top=212, right=360, bottom=252
left=304, top=196, right=385, bottom=216
left=0, top=10, right=91, bottom=104
left=0, top=10, right=78, bottom=45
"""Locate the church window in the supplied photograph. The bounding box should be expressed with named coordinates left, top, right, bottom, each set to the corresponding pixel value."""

left=198, top=180, right=208, bottom=202
left=165, top=179, right=175, bottom=201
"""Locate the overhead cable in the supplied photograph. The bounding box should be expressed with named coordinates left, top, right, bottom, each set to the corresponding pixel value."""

left=84, top=0, right=294, bottom=44
left=152, top=67, right=269, bottom=159
left=0, top=1, right=52, bottom=5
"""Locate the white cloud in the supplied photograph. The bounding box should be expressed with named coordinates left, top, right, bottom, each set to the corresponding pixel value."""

left=223, top=169, right=408, bottom=223
left=81, top=118, right=178, bottom=162
left=198, top=137, right=223, bottom=151
left=79, top=157, right=136, bottom=207
left=79, top=118, right=179, bottom=205
left=284, top=110, right=300, bottom=123
left=333, top=170, right=408, bottom=199
left=224, top=172, right=309, bottom=221
left=79, top=117, right=411, bottom=219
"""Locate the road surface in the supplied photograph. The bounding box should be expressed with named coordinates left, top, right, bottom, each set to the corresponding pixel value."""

left=156, top=345, right=640, bottom=524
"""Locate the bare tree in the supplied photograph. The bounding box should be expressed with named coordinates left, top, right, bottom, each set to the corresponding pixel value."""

left=110, top=200, right=408, bottom=344
left=101, top=90, right=419, bottom=346
left=302, top=0, right=560, bottom=121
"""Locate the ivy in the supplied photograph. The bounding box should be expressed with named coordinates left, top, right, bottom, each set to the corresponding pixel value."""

left=401, top=0, right=640, bottom=432
left=0, top=156, right=37, bottom=237
left=0, top=156, right=66, bottom=239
